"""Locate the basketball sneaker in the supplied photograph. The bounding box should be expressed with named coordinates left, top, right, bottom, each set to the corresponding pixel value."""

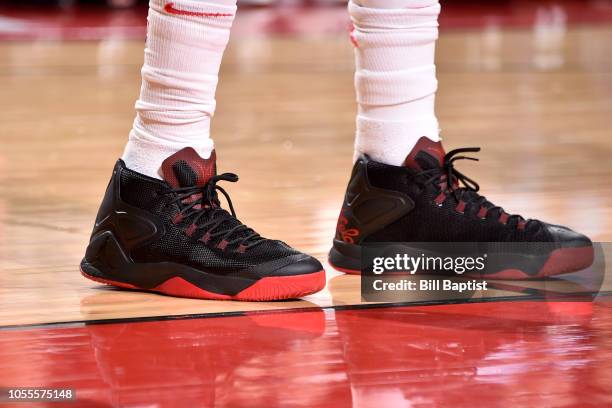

left=81, top=148, right=325, bottom=300
left=329, top=137, right=594, bottom=279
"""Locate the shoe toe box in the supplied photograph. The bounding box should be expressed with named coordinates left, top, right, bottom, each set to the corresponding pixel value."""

left=249, top=253, right=324, bottom=278
left=545, top=223, right=592, bottom=248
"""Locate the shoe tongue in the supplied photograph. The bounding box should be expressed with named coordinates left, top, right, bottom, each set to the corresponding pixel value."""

left=161, top=147, right=217, bottom=188
left=402, top=136, right=446, bottom=171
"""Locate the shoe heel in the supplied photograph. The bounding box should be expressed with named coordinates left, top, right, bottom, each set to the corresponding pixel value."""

left=328, top=240, right=362, bottom=274
left=81, top=231, right=133, bottom=282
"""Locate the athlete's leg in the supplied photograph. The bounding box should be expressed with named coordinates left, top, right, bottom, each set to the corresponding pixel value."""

left=330, top=0, right=593, bottom=279
left=122, top=0, right=235, bottom=178
left=81, top=0, right=325, bottom=301
left=350, top=0, right=441, bottom=166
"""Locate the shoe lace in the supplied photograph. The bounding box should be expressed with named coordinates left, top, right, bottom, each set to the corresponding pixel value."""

left=161, top=173, right=266, bottom=250
left=415, top=147, right=532, bottom=228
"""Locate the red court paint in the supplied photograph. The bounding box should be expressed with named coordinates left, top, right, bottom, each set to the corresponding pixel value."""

left=0, top=297, right=609, bottom=407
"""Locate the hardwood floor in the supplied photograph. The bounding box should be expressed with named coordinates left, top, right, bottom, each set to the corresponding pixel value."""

left=1, top=25, right=611, bottom=326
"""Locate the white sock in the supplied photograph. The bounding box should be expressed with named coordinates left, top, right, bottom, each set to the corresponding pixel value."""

left=350, top=0, right=441, bottom=166
left=122, top=0, right=237, bottom=179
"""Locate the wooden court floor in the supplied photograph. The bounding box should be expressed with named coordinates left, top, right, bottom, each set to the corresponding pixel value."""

left=1, top=24, right=612, bottom=328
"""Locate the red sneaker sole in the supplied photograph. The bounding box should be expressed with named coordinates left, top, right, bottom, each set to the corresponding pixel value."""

left=81, top=269, right=326, bottom=301
left=465, top=246, right=595, bottom=279
left=329, top=246, right=594, bottom=280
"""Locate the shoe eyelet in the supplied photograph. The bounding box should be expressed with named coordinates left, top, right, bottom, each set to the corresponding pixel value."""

left=477, top=207, right=488, bottom=220
left=172, top=213, right=185, bottom=225
left=499, top=213, right=509, bottom=225
left=185, top=223, right=197, bottom=237
left=434, top=193, right=447, bottom=207
left=455, top=200, right=466, bottom=214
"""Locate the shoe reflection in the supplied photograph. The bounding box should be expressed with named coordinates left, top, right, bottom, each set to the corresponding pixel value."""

left=2, top=290, right=607, bottom=407
left=84, top=308, right=338, bottom=407
left=80, top=295, right=604, bottom=407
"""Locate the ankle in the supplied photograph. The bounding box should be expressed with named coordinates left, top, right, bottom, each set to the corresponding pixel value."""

left=121, top=137, right=214, bottom=179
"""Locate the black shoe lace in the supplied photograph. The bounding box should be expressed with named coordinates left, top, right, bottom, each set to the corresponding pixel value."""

left=160, top=173, right=265, bottom=250
left=415, top=147, right=532, bottom=228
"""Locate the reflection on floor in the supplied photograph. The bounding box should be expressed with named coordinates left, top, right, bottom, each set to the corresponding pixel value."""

left=1, top=296, right=609, bottom=407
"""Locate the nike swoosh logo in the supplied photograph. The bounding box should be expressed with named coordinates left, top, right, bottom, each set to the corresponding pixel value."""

left=94, top=211, right=126, bottom=228
left=164, top=3, right=233, bottom=17
left=94, top=214, right=110, bottom=228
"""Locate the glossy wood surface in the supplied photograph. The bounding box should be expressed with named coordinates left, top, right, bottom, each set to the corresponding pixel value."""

left=1, top=24, right=612, bottom=327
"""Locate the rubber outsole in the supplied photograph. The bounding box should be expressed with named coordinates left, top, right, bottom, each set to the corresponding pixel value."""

left=328, top=246, right=594, bottom=280
left=81, top=269, right=326, bottom=301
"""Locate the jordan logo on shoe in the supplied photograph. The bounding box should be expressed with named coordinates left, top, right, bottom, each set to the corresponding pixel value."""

left=164, top=3, right=233, bottom=18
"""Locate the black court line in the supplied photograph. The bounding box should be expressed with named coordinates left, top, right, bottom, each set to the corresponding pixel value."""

left=0, top=289, right=608, bottom=332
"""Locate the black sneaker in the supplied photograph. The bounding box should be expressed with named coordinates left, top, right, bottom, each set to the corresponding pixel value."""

left=329, top=137, right=593, bottom=279
left=81, top=147, right=325, bottom=300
